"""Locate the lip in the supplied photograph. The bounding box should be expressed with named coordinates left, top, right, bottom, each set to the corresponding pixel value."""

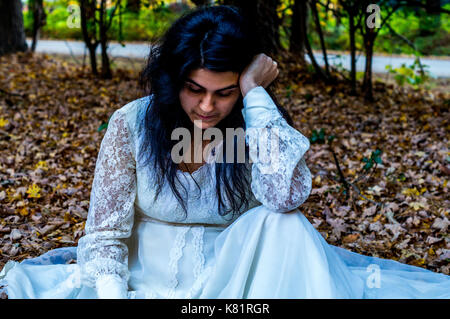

left=196, top=113, right=215, bottom=120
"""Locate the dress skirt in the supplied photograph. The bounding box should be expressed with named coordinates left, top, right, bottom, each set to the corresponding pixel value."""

left=1, top=205, right=449, bottom=299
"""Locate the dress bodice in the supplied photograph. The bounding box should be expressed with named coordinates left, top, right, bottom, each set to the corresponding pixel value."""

left=76, top=86, right=312, bottom=292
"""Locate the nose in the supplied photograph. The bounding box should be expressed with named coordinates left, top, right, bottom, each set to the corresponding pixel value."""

left=198, top=93, right=215, bottom=114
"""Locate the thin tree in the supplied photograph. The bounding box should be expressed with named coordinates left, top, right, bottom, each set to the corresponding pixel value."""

left=309, top=0, right=330, bottom=76
left=299, top=1, right=328, bottom=81
left=29, top=0, right=47, bottom=53
left=79, top=0, right=123, bottom=78
left=358, top=0, right=400, bottom=100
left=335, top=0, right=363, bottom=94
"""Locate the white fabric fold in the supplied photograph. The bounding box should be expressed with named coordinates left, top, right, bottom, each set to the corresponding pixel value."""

left=96, top=274, right=128, bottom=299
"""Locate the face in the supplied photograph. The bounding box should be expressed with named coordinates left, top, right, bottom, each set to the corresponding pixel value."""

left=179, top=68, right=241, bottom=130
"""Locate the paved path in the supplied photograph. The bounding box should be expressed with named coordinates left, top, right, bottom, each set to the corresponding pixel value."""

left=26, top=39, right=450, bottom=78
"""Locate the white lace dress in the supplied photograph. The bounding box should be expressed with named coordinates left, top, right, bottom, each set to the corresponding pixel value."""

left=1, top=87, right=449, bottom=299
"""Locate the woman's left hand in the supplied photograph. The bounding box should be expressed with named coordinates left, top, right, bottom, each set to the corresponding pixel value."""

left=239, top=53, right=279, bottom=97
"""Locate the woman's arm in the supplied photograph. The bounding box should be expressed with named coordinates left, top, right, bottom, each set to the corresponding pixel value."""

left=242, top=86, right=312, bottom=213
left=76, top=108, right=137, bottom=299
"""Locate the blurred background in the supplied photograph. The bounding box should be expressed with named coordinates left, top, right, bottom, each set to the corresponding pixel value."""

left=0, top=1, right=449, bottom=277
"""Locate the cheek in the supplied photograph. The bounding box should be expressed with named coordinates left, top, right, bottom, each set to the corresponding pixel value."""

left=218, top=97, right=239, bottom=116
left=179, top=90, right=196, bottom=112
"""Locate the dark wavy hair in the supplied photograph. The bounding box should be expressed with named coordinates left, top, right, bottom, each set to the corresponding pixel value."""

left=137, top=5, right=293, bottom=221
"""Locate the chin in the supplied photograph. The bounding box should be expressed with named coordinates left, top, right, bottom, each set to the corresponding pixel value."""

left=193, top=121, right=217, bottom=130
left=191, top=116, right=220, bottom=130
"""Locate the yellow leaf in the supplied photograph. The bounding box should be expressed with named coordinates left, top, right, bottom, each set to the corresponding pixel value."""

left=26, top=183, right=41, bottom=199
left=35, top=160, right=48, bottom=171
left=19, top=207, right=29, bottom=216
left=314, top=175, right=321, bottom=185
left=428, top=248, right=435, bottom=256
left=0, top=117, right=9, bottom=127
left=372, top=214, right=382, bottom=222
left=421, top=222, right=430, bottom=229
left=401, top=187, right=420, bottom=197
left=64, top=212, right=71, bottom=222
left=409, top=202, right=425, bottom=210
left=415, top=151, right=426, bottom=157
left=6, top=189, right=21, bottom=202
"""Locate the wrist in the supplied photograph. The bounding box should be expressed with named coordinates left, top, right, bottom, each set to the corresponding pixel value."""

left=241, top=86, right=282, bottom=129
left=240, top=80, right=258, bottom=98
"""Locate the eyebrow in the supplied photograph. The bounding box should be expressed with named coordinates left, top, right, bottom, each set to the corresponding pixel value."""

left=186, top=78, right=239, bottom=92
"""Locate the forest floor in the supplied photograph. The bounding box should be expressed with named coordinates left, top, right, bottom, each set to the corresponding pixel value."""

left=0, top=51, right=448, bottom=275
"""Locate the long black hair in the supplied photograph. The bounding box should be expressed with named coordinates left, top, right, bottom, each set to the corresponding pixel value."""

left=137, top=5, right=293, bottom=221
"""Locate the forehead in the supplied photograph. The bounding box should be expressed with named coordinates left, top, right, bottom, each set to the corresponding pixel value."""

left=186, top=68, right=239, bottom=90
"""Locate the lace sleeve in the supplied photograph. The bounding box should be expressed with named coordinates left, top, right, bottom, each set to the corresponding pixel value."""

left=76, top=108, right=136, bottom=291
left=242, top=86, right=312, bottom=213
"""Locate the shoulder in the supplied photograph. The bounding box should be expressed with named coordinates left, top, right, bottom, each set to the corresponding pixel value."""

left=113, top=94, right=154, bottom=134
left=115, top=95, right=154, bottom=119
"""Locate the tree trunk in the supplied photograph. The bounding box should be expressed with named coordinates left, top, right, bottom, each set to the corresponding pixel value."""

left=30, top=0, right=46, bottom=53
left=310, top=0, right=329, bottom=76
left=220, top=0, right=281, bottom=54
left=362, top=31, right=375, bottom=101
left=191, top=0, right=210, bottom=6
left=299, top=1, right=327, bottom=81
left=99, top=0, right=112, bottom=79
left=348, top=7, right=356, bottom=94
left=289, top=0, right=307, bottom=65
left=0, top=0, right=28, bottom=56
left=79, top=0, right=99, bottom=75
left=126, top=0, right=140, bottom=13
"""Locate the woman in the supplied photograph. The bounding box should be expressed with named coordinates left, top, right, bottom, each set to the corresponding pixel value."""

left=1, top=5, right=449, bottom=299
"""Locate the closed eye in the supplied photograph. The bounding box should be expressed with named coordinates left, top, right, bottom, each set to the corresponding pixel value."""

left=186, top=84, right=236, bottom=97
left=188, top=86, right=203, bottom=93
left=217, top=91, right=232, bottom=97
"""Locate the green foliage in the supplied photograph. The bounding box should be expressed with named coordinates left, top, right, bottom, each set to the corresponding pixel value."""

left=362, top=149, right=382, bottom=171
left=24, top=1, right=83, bottom=39
left=309, top=127, right=335, bottom=145
left=24, top=0, right=182, bottom=42
left=97, top=121, right=108, bottom=132
left=23, top=0, right=449, bottom=57
left=108, top=6, right=179, bottom=42
left=306, top=3, right=450, bottom=57
left=385, top=57, right=431, bottom=89
left=310, top=128, right=325, bottom=144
